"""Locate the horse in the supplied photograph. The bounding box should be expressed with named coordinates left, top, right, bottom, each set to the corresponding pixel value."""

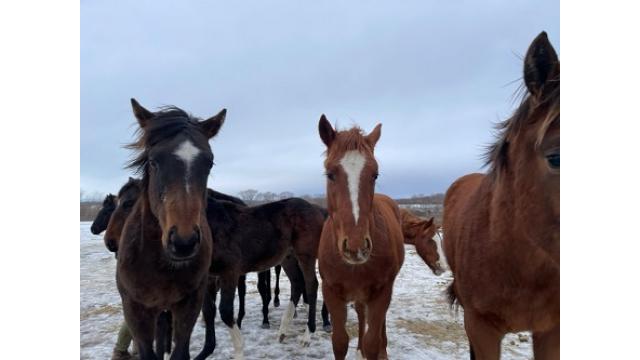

left=102, top=178, right=289, bottom=358
left=90, top=193, right=116, bottom=235
left=116, top=99, right=225, bottom=360
left=317, top=116, right=405, bottom=360
left=442, top=32, right=560, bottom=360
left=197, top=196, right=325, bottom=360
left=398, top=208, right=444, bottom=275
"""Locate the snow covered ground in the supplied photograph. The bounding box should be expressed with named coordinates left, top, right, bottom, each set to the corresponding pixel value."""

left=80, top=222, right=533, bottom=359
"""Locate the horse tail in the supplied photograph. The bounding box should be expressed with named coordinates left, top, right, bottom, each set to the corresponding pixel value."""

left=446, top=281, right=459, bottom=312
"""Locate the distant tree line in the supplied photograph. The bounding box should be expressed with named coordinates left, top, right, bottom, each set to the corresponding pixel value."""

left=80, top=187, right=444, bottom=223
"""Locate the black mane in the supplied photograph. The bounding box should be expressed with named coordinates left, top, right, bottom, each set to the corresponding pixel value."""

left=483, top=81, right=559, bottom=174
left=125, top=106, right=204, bottom=175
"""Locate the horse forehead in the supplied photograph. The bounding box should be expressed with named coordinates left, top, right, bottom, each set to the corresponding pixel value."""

left=173, top=139, right=201, bottom=165
left=338, top=150, right=367, bottom=172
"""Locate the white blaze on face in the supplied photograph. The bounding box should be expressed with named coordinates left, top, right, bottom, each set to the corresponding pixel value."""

left=339, top=150, right=366, bottom=224
left=434, top=230, right=449, bottom=271
left=173, top=140, right=200, bottom=193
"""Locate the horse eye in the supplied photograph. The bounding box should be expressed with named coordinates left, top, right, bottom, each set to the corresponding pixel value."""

left=326, top=173, right=335, bottom=181
left=122, top=200, right=134, bottom=209
left=373, top=173, right=379, bottom=180
left=149, top=160, right=158, bottom=170
left=546, top=153, right=560, bottom=169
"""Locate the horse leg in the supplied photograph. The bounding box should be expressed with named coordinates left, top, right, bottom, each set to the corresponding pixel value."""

left=533, top=324, right=560, bottom=360
left=362, top=285, right=393, bottom=360
left=257, top=270, right=272, bottom=329
left=354, top=301, right=366, bottom=358
left=122, top=298, right=158, bottom=360
left=165, top=311, right=173, bottom=354
left=297, top=255, right=319, bottom=347
left=219, top=275, right=244, bottom=360
left=112, top=322, right=134, bottom=360
left=321, top=301, right=332, bottom=332
left=237, top=275, right=246, bottom=329
left=379, top=319, right=388, bottom=359
left=169, top=284, right=206, bottom=360
left=322, top=283, right=349, bottom=360
left=274, top=265, right=282, bottom=307
left=194, top=279, right=217, bottom=360
left=155, top=311, right=171, bottom=358
left=463, top=311, right=502, bottom=360
left=278, top=257, right=304, bottom=343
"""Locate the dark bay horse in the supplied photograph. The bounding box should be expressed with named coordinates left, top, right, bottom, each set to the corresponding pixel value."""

left=443, top=32, right=560, bottom=360
left=317, top=117, right=405, bottom=360
left=90, top=193, right=116, bottom=235
left=198, top=196, right=325, bottom=360
left=399, top=208, right=444, bottom=275
left=117, top=99, right=225, bottom=360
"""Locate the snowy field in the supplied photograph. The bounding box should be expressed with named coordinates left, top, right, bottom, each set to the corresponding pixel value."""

left=80, top=222, right=533, bottom=359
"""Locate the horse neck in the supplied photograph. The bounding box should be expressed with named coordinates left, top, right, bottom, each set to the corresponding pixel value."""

left=136, top=191, right=162, bottom=251
left=488, top=172, right=557, bottom=265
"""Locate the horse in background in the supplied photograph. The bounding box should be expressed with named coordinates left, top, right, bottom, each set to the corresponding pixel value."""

left=90, top=193, right=116, bottom=235
left=399, top=208, right=444, bottom=275
left=117, top=99, right=225, bottom=360
left=198, top=196, right=325, bottom=360
left=443, top=32, right=560, bottom=359
left=317, top=116, right=405, bottom=360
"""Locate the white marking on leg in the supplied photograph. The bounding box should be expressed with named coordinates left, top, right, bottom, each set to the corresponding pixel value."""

left=227, top=324, right=244, bottom=360
left=277, top=301, right=296, bottom=342
left=173, top=140, right=201, bottom=193
left=356, top=349, right=365, bottom=360
left=300, top=326, right=312, bottom=347
left=339, top=151, right=366, bottom=224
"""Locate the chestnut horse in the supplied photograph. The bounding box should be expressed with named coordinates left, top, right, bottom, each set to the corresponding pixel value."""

left=317, top=116, right=405, bottom=360
left=117, top=99, right=225, bottom=360
left=399, top=208, right=444, bottom=275
left=443, top=32, right=559, bottom=360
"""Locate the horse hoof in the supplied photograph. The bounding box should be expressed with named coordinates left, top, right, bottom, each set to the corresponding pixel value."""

left=261, top=323, right=270, bottom=329
left=274, top=298, right=280, bottom=307
left=323, top=324, right=333, bottom=333
left=278, top=333, right=286, bottom=343
left=110, top=350, right=134, bottom=360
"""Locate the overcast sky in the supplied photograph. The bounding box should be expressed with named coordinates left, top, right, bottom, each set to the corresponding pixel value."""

left=81, top=0, right=558, bottom=199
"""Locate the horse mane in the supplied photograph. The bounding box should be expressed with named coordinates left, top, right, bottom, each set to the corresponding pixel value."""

left=327, top=127, right=374, bottom=159
left=102, top=194, right=116, bottom=206
left=483, top=80, right=560, bottom=174
left=118, top=177, right=141, bottom=197
left=125, top=106, right=203, bottom=175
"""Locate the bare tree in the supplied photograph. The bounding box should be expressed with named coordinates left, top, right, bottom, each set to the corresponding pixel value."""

left=278, top=191, right=294, bottom=200
left=238, top=189, right=259, bottom=202
left=256, top=191, right=278, bottom=202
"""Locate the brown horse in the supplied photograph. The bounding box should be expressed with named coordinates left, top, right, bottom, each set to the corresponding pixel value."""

left=317, top=116, right=405, bottom=360
left=443, top=32, right=559, bottom=360
left=117, top=99, right=225, bottom=360
left=399, top=208, right=444, bottom=275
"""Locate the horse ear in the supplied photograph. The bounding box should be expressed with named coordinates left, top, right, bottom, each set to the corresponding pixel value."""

left=128, top=176, right=134, bottom=182
left=366, top=123, right=382, bottom=148
left=425, top=217, right=434, bottom=229
left=131, top=98, right=154, bottom=128
left=318, top=114, right=336, bottom=148
left=201, top=108, right=227, bottom=139
left=524, top=32, right=559, bottom=97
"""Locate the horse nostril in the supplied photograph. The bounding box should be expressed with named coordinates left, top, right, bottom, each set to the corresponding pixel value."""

left=342, top=238, right=348, bottom=252
left=364, top=237, right=372, bottom=251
